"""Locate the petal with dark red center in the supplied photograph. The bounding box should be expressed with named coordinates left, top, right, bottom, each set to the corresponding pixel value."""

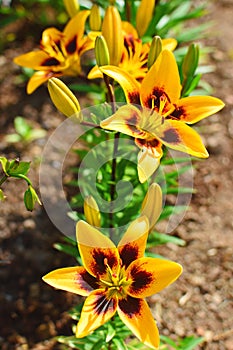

left=14, top=51, right=54, bottom=70
left=117, top=216, right=149, bottom=268
left=42, top=266, right=98, bottom=296
left=174, top=96, right=225, bottom=124
left=151, top=118, right=209, bottom=158
left=100, top=105, right=147, bottom=139
left=118, top=296, right=160, bottom=349
left=135, top=138, right=163, bottom=183
left=140, top=50, right=181, bottom=109
left=27, top=71, right=62, bottom=94
left=76, top=221, right=119, bottom=278
left=127, top=257, right=182, bottom=298
left=63, top=11, right=90, bottom=51
left=100, top=66, right=141, bottom=104
left=76, top=289, right=117, bottom=338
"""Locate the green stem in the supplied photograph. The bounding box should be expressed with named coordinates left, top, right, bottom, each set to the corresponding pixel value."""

left=12, top=174, right=32, bottom=186
left=0, top=174, right=8, bottom=186
left=81, top=121, right=102, bottom=129
left=124, top=0, right=131, bottom=22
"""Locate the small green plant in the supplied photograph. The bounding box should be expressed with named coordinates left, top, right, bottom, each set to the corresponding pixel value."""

left=5, top=116, right=46, bottom=145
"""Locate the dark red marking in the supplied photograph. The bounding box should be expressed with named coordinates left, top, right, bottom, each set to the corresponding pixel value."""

left=163, top=128, right=180, bottom=144
left=91, top=249, right=118, bottom=276
left=76, top=270, right=99, bottom=291
left=66, top=36, right=77, bottom=54
left=42, top=57, right=60, bottom=66
left=129, top=265, right=153, bottom=295
left=119, top=243, right=139, bottom=268
left=93, top=292, right=117, bottom=315
left=118, top=295, right=141, bottom=318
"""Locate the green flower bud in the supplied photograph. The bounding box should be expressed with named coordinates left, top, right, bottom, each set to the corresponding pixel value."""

left=147, top=36, right=162, bottom=70
left=24, top=185, right=41, bottom=212
left=0, top=189, right=6, bottom=201
left=48, top=78, right=82, bottom=121
left=95, top=36, right=110, bottom=67
left=182, top=43, right=199, bottom=79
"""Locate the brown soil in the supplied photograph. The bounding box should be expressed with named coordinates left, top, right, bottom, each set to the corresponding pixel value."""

left=0, top=1, right=232, bottom=349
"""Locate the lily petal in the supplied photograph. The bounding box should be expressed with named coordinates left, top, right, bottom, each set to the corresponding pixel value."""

left=152, top=118, right=209, bottom=158
left=87, top=65, right=103, bottom=80
left=76, top=221, right=119, bottom=278
left=14, top=51, right=56, bottom=70
left=141, top=50, right=181, bottom=108
left=76, top=289, right=117, bottom=337
left=162, top=38, right=178, bottom=51
left=42, top=266, right=98, bottom=296
left=118, top=296, right=160, bottom=349
left=117, top=216, right=149, bottom=268
left=63, top=10, right=90, bottom=49
left=100, top=105, right=146, bottom=138
left=27, top=71, right=62, bottom=94
left=135, top=138, right=163, bottom=183
left=100, top=65, right=140, bottom=104
left=127, top=257, right=182, bottom=298
left=175, top=95, right=225, bottom=124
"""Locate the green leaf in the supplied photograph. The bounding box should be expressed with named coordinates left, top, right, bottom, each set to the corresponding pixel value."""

left=0, top=157, right=10, bottom=174
left=148, top=231, right=186, bottom=247
left=179, top=336, right=204, bottom=349
left=8, top=161, right=31, bottom=176
left=53, top=242, right=79, bottom=259
left=14, top=116, right=32, bottom=137
left=112, top=337, right=127, bottom=350
left=106, top=323, right=116, bottom=342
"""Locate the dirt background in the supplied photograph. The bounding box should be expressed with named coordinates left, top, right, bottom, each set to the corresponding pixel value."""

left=0, top=0, right=232, bottom=349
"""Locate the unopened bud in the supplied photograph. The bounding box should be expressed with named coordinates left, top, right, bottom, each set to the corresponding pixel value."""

left=48, top=78, right=82, bottom=121
left=95, top=36, right=110, bottom=67
left=24, top=185, right=41, bottom=211
left=63, top=0, right=79, bottom=18
left=182, top=43, right=199, bottom=78
left=136, top=0, right=155, bottom=37
left=89, top=4, right=102, bottom=31
left=0, top=189, right=6, bottom=201
left=84, top=196, right=101, bottom=227
left=148, top=36, right=162, bottom=70
left=140, top=183, right=162, bottom=231
left=102, top=6, right=124, bottom=66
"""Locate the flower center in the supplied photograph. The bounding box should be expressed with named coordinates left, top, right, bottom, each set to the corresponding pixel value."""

left=99, top=258, right=132, bottom=299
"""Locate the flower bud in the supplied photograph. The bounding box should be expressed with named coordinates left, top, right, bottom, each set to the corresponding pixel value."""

left=24, top=185, right=41, bottom=211
left=102, top=6, right=124, bottom=66
left=136, top=0, right=155, bottom=37
left=95, top=36, right=110, bottom=67
left=140, top=183, right=162, bottom=231
left=147, top=36, right=162, bottom=70
left=0, top=189, right=6, bottom=201
left=48, top=78, right=82, bottom=121
left=182, top=43, right=199, bottom=79
left=84, top=196, right=101, bottom=227
left=89, top=4, right=102, bottom=31
left=63, top=0, right=79, bottom=18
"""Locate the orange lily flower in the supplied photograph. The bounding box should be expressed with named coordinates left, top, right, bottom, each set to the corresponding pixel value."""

left=43, top=217, right=182, bottom=349
left=88, top=21, right=177, bottom=81
left=100, top=50, right=225, bottom=182
left=14, top=11, right=93, bottom=94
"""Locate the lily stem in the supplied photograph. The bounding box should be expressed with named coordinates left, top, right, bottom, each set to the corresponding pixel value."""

left=0, top=174, right=8, bottom=186
left=103, top=74, right=119, bottom=238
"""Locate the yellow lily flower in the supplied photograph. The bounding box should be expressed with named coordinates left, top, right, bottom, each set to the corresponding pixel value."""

left=14, top=11, right=92, bottom=94
left=88, top=20, right=177, bottom=81
left=43, top=217, right=182, bottom=349
left=100, top=50, right=225, bottom=183
left=136, top=0, right=155, bottom=37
